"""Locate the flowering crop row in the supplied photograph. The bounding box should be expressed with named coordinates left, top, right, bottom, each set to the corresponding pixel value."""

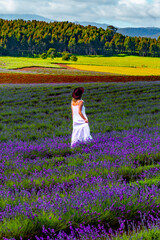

left=0, top=127, right=160, bottom=239
left=0, top=82, right=159, bottom=143
left=69, top=64, right=160, bottom=76
left=0, top=73, right=160, bottom=84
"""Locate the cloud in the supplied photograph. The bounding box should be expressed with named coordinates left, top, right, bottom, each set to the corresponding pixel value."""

left=0, top=0, right=17, bottom=12
left=0, top=0, right=160, bottom=27
left=147, top=0, right=160, bottom=17
left=116, top=0, right=160, bottom=26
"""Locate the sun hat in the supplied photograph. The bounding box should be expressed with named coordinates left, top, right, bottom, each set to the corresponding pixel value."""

left=72, top=87, right=84, bottom=99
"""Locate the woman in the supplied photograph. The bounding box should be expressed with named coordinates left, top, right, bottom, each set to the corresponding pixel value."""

left=71, top=87, right=92, bottom=147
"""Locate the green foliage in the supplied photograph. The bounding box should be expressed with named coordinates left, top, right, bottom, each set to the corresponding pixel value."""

left=33, top=54, right=39, bottom=58
left=47, top=48, right=58, bottom=59
left=0, top=19, right=160, bottom=57
left=40, top=53, right=47, bottom=59
left=62, top=52, right=70, bottom=61
left=116, top=227, right=160, bottom=240
left=0, top=123, right=3, bottom=131
left=70, top=55, right=78, bottom=61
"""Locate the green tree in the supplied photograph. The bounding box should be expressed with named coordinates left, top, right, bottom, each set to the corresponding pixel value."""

left=1, top=18, right=160, bottom=57
left=138, top=38, right=149, bottom=56
left=124, top=36, right=135, bottom=54
left=149, top=42, right=159, bottom=57
left=109, top=39, right=116, bottom=53
left=70, top=55, right=78, bottom=61
left=68, top=37, right=76, bottom=53
left=47, top=48, right=57, bottom=58
left=107, top=25, right=118, bottom=34
left=40, top=53, right=47, bottom=59
left=62, top=51, right=70, bottom=60
left=114, top=33, right=125, bottom=53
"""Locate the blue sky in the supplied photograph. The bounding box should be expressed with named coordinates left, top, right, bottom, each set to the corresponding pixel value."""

left=0, top=0, right=160, bottom=27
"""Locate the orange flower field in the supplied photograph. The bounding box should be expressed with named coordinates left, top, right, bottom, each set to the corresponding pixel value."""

left=0, top=73, right=160, bottom=84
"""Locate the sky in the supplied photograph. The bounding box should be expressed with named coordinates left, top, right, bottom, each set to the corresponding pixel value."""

left=0, top=0, right=160, bottom=27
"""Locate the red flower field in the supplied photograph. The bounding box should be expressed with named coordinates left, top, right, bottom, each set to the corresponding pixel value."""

left=0, top=73, right=160, bottom=84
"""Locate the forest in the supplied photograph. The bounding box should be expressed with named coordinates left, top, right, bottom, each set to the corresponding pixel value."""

left=0, top=18, right=160, bottom=57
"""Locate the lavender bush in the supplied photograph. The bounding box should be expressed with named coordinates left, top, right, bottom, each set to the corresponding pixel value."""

left=1, top=127, right=160, bottom=239
left=0, top=82, right=160, bottom=239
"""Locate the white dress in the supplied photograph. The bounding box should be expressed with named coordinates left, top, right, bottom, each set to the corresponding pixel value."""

left=71, top=100, right=92, bottom=147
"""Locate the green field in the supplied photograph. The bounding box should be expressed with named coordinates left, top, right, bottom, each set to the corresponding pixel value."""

left=59, top=55, right=160, bottom=68
left=0, top=82, right=160, bottom=142
left=0, top=56, right=60, bottom=69
left=1, top=55, right=160, bottom=70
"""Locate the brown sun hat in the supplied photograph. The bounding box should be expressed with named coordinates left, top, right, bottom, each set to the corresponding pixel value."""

left=72, top=87, right=84, bottom=99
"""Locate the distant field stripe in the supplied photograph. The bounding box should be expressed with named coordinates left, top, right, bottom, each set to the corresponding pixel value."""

left=0, top=73, right=160, bottom=83
left=69, top=65, right=160, bottom=76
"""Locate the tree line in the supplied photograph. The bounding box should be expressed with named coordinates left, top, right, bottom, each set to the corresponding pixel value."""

left=0, top=19, right=160, bottom=57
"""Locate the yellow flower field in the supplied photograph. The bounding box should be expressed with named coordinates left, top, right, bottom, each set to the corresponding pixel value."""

left=69, top=64, right=160, bottom=76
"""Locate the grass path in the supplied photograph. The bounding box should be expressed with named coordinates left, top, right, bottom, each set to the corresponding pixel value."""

left=0, top=56, right=60, bottom=69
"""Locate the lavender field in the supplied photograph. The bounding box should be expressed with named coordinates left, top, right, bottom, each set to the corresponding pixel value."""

left=0, top=82, right=160, bottom=239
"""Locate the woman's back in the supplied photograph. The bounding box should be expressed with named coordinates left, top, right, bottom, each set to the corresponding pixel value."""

left=71, top=100, right=87, bottom=123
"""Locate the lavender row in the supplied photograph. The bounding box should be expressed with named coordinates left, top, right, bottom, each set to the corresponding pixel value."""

left=0, top=127, right=160, bottom=239
left=4, top=219, right=160, bottom=240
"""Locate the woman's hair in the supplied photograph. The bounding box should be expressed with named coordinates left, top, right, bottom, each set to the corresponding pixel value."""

left=72, top=97, right=81, bottom=102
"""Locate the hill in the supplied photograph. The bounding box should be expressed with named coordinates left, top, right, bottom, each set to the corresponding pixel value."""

left=74, top=21, right=109, bottom=29
left=0, top=14, right=53, bottom=22
left=76, top=21, right=160, bottom=39
left=0, top=15, right=160, bottom=39
left=0, top=19, right=160, bottom=57
left=117, top=27, right=160, bottom=39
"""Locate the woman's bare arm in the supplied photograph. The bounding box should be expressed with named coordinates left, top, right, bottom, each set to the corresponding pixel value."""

left=78, top=101, right=88, bottom=123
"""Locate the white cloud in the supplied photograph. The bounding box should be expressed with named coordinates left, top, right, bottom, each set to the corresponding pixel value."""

left=0, top=0, right=17, bottom=12
left=0, top=0, right=160, bottom=27
left=147, top=0, right=160, bottom=17
left=119, top=0, right=147, bottom=5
